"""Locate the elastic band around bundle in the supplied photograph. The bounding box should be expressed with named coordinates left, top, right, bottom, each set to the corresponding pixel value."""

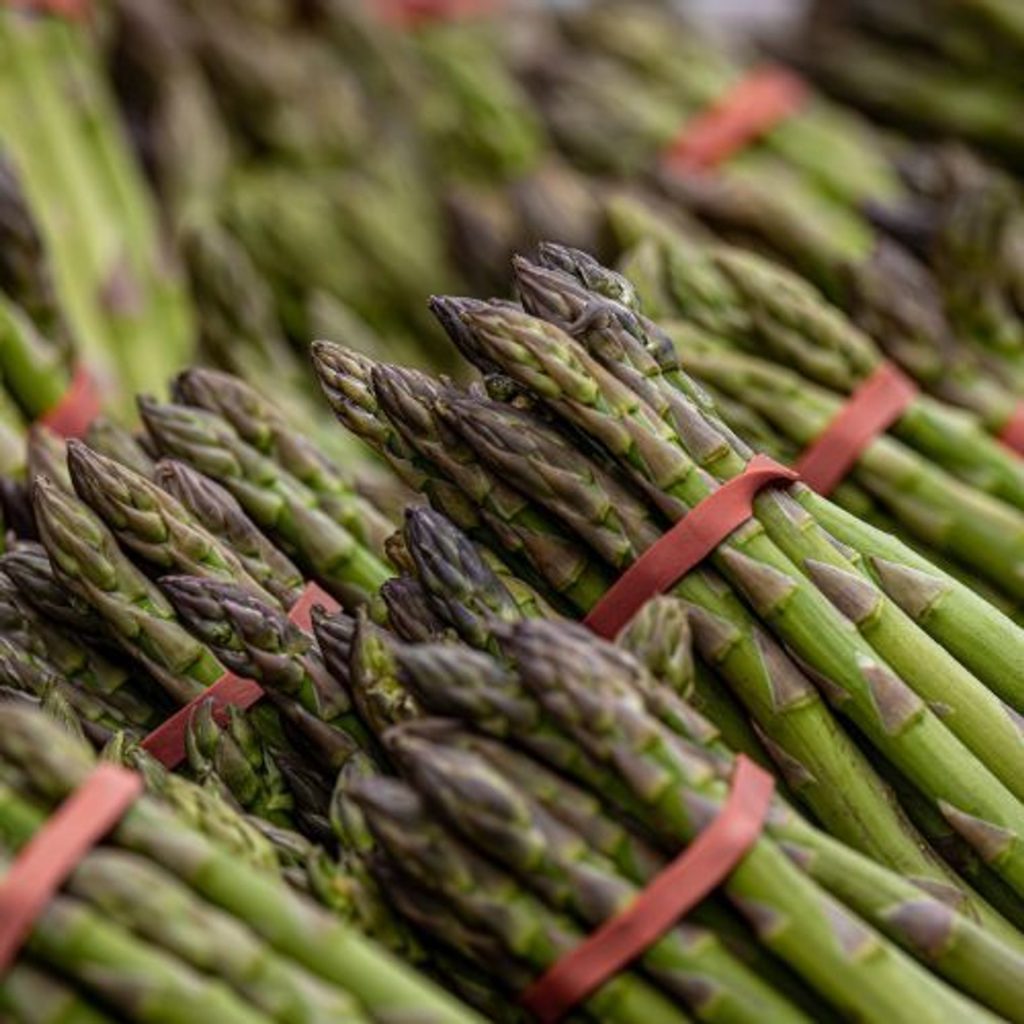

left=0, top=764, right=142, bottom=975
left=999, top=403, right=1024, bottom=457
left=374, top=0, right=497, bottom=26
left=794, top=362, right=918, bottom=496
left=662, top=67, right=807, bottom=172
left=38, top=366, right=102, bottom=440
left=8, top=0, right=90, bottom=18
left=521, top=756, right=775, bottom=1023
left=584, top=454, right=797, bottom=639
left=141, top=582, right=340, bottom=769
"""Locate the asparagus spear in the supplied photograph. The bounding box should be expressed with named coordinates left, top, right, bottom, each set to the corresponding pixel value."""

left=185, top=700, right=295, bottom=829
left=0, top=789, right=366, bottom=1024
left=0, top=959, right=114, bottom=1024
left=0, top=705, right=486, bottom=1024
left=0, top=541, right=108, bottom=637
left=32, top=476, right=222, bottom=704
left=67, top=440, right=278, bottom=606
left=372, top=360, right=612, bottom=610
left=0, top=863, right=272, bottom=1024
left=0, top=570, right=163, bottom=729
left=311, top=339, right=484, bottom=534
left=403, top=505, right=522, bottom=652
left=347, top=610, right=420, bottom=740
left=379, top=575, right=452, bottom=643
left=139, top=397, right=389, bottom=607
left=173, top=367, right=393, bottom=556
left=153, top=459, right=304, bottom=609
left=84, top=416, right=156, bottom=478
left=160, top=575, right=370, bottom=764
left=26, top=425, right=72, bottom=492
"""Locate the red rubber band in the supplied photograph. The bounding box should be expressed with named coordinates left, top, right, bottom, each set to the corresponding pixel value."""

left=794, top=362, right=918, bottom=496
left=38, top=366, right=102, bottom=440
left=0, top=764, right=142, bottom=975
left=584, top=455, right=797, bottom=639
left=140, top=582, right=340, bottom=769
left=7, top=0, right=90, bottom=19
left=521, top=756, right=775, bottom=1023
left=998, top=403, right=1024, bottom=457
left=374, top=0, right=497, bottom=26
left=662, top=67, right=807, bottom=172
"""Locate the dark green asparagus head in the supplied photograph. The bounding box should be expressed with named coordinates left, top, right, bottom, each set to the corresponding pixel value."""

left=330, top=748, right=380, bottom=855
left=310, top=603, right=356, bottom=688
left=0, top=704, right=97, bottom=804
left=617, top=596, right=696, bottom=698
left=537, top=241, right=642, bottom=313
left=342, top=774, right=454, bottom=888
left=173, top=367, right=285, bottom=451
left=348, top=608, right=420, bottom=738
left=385, top=717, right=558, bottom=873
left=309, top=341, right=394, bottom=451
left=137, top=395, right=248, bottom=480
left=84, top=417, right=157, bottom=479
left=161, top=575, right=348, bottom=720
left=505, top=619, right=718, bottom=795
left=380, top=576, right=451, bottom=643
left=403, top=505, right=520, bottom=650
left=428, top=295, right=507, bottom=375
left=26, top=426, right=72, bottom=492
left=394, top=641, right=541, bottom=737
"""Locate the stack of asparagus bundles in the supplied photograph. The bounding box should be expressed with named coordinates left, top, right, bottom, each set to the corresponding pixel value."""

left=792, top=0, right=1024, bottom=169
left=4, top=255, right=1024, bottom=1017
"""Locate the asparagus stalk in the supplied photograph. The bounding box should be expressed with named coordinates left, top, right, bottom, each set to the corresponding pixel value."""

left=346, top=777, right=693, bottom=1024
left=84, top=417, right=156, bottom=478
left=139, top=397, right=389, bottom=607
left=0, top=960, right=114, bottom=1024
left=403, top=505, right=522, bottom=652
left=505, top=620, right=1015, bottom=1021
left=153, top=459, right=304, bottom=609
left=160, top=575, right=371, bottom=765
left=67, top=441, right=278, bottom=606
left=439, top=389, right=973, bottom=899
left=0, top=792, right=367, bottom=1024
left=173, top=367, right=393, bottom=556
left=32, top=476, right=222, bottom=704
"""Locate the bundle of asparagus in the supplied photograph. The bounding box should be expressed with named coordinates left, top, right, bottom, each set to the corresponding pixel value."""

left=0, top=704, right=484, bottom=1024
left=794, top=0, right=1024, bottom=169
left=5, top=273, right=1024, bottom=1018
left=576, top=221, right=1024, bottom=606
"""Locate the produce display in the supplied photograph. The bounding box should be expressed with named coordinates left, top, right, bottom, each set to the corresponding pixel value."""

left=1, top=1, right=1024, bottom=1023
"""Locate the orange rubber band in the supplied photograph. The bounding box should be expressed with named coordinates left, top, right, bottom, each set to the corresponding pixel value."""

left=38, top=366, right=102, bottom=440
left=374, top=0, right=497, bottom=27
left=584, top=455, right=797, bottom=639
left=663, top=67, right=807, bottom=172
left=0, top=764, right=142, bottom=975
left=6, top=0, right=90, bottom=18
left=521, top=756, right=775, bottom=1023
left=999, top=403, right=1024, bottom=457
left=795, top=362, right=918, bottom=496
left=140, top=582, right=340, bottom=769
